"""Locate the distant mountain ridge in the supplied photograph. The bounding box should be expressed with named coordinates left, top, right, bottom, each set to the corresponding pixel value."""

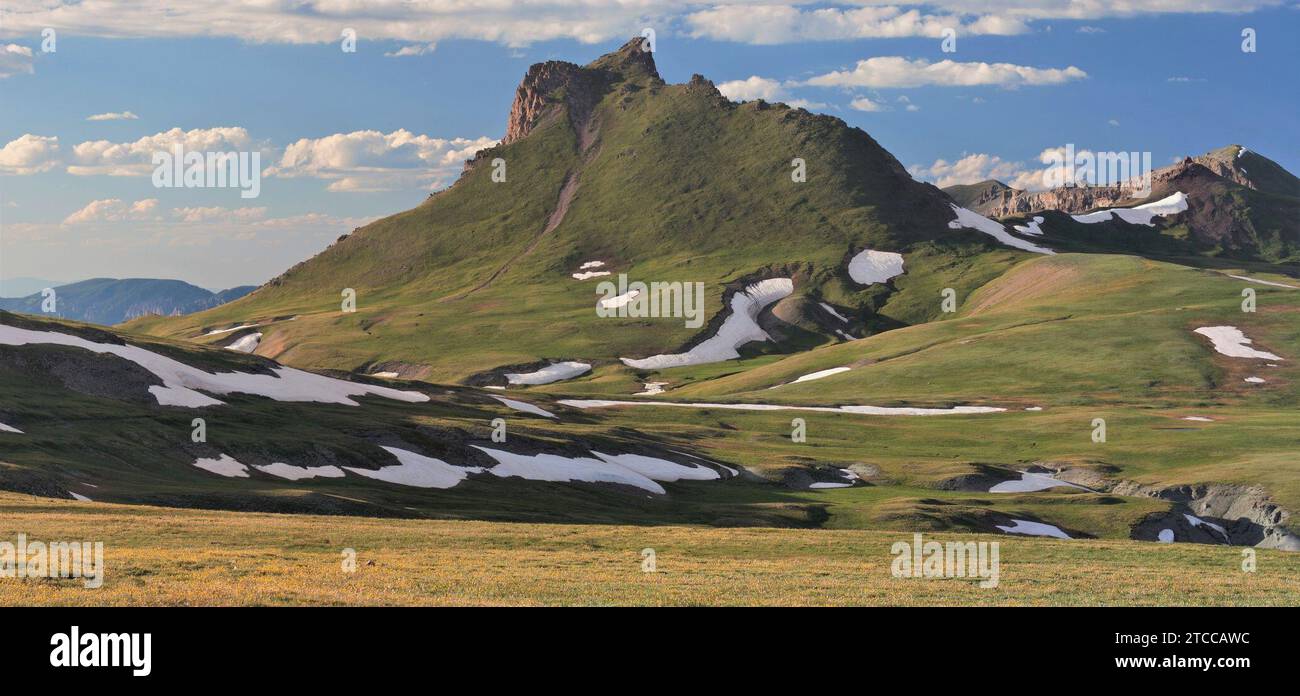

left=944, top=145, right=1300, bottom=263
left=0, top=278, right=255, bottom=326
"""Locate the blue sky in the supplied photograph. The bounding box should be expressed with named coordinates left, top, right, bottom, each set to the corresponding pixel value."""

left=1, top=1, right=1297, bottom=290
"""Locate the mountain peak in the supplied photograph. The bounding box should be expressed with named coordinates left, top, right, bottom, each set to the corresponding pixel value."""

left=502, top=37, right=661, bottom=146
left=586, top=36, right=660, bottom=82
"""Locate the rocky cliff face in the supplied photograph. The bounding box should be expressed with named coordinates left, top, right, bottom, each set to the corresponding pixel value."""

left=502, top=37, right=660, bottom=147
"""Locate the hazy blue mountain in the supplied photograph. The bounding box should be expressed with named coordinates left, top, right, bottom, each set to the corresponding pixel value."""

left=0, top=278, right=255, bottom=325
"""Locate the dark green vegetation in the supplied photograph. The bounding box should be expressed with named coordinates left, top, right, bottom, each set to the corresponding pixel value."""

left=0, top=278, right=253, bottom=325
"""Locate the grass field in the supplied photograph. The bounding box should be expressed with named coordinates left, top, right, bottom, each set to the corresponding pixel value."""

left=3, top=492, right=1297, bottom=606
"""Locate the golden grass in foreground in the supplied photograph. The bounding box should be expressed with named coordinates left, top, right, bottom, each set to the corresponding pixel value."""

left=2, top=493, right=1297, bottom=606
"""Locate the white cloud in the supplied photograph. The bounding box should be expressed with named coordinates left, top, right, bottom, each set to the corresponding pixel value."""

left=0, top=44, right=34, bottom=79
left=1108, top=118, right=1120, bottom=126
left=0, top=134, right=61, bottom=174
left=63, top=198, right=160, bottom=224
left=172, top=206, right=267, bottom=223
left=68, top=126, right=256, bottom=176
left=686, top=5, right=1028, bottom=43
left=715, top=76, right=826, bottom=110
left=850, top=97, right=888, bottom=112
left=268, top=129, right=496, bottom=192
left=385, top=43, right=437, bottom=57
left=805, top=57, right=1087, bottom=89
left=1077, top=25, right=1107, bottom=33
left=86, top=111, right=140, bottom=121
left=716, top=76, right=785, bottom=101
left=909, top=153, right=1037, bottom=188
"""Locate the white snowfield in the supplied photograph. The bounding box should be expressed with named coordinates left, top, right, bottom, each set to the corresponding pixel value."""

left=1226, top=274, right=1298, bottom=289
left=995, top=519, right=1072, bottom=539
left=225, top=332, right=262, bottom=353
left=572, top=271, right=610, bottom=280
left=253, top=463, right=346, bottom=481
left=1158, top=529, right=1175, bottom=543
left=492, top=395, right=557, bottom=418
left=1013, top=216, right=1045, bottom=236
left=848, top=250, right=904, bottom=285
left=0, top=421, right=22, bottom=434
left=591, top=451, right=721, bottom=483
left=809, top=467, right=859, bottom=489
left=989, top=471, right=1088, bottom=493
left=345, top=447, right=483, bottom=489
left=1070, top=192, right=1188, bottom=226
left=948, top=204, right=1055, bottom=255
left=558, top=399, right=1004, bottom=416
left=1193, top=326, right=1283, bottom=360
left=0, top=325, right=430, bottom=408
left=69, top=491, right=93, bottom=502
left=1184, top=513, right=1229, bottom=540
left=1181, top=416, right=1214, bottom=422
left=818, top=302, right=849, bottom=323
left=203, top=323, right=260, bottom=336
left=579, top=261, right=606, bottom=270
left=1245, top=376, right=1266, bottom=384
left=504, top=361, right=591, bottom=385
left=193, top=454, right=251, bottom=478
left=788, top=366, right=851, bottom=385
left=621, top=278, right=794, bottom=370
left=472, top=446, right=724, bottom=494
left=599, top=289, right=640, bottom=309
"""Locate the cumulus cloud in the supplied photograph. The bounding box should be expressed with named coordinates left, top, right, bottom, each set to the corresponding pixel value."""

left=849, top=96, right=888, bottom=112
left=68, top=127, right=256, bottom=176
left=911, top=146, right=1140, bottom=191
left=63, top=198, right=160, bottom=224
left=86, top=111, right=140, bottom=121
left=686, top=5, right=1028, bottom=43
left=715, top=76, right=827, bottom=110
left=268, top=129, right=497, bottom=191
left=804, top=57, right=1087, bottom=89
left=0, top=134, right=61, bottom=174
left=0, top=44, right=35, bottom=79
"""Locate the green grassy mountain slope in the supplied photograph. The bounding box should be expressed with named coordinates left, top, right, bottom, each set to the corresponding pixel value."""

left=128, top=38, right=1024, bottom=384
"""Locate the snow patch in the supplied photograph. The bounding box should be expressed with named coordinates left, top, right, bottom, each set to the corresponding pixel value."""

left=948, top=204, right=1055, bottom=254
left=579, top=261, right=606, bottom=270
left=847, top=250, right=905, bottom=285
left=204, top=323, right=260, bottom=336
left=472, top=446, right=665, bottom=494
left=504, top=361, right=591, bottom=385
left=193, top=454, right=250, bottom=478
left=789, top=367, right=851, bottom=385
left=635, top=382, right=668, bottom=396
left=369, top=371, right=401, bottom=379
left=69, top=491, right=92, bottom=502
left=0, top=421, right=22, bottom=434
left=225, top=332, right=262, bottom=353
left=0, top=326, right=431, bottom=408
left=591, top=451, right=721, bottom=482
left=818, top=302, right=850, bottom=323
left=1226, top=274, right=1298, bottom=289
left=1181, top=416, right=1214, bottom=422
left=1184, top=513, right=1229, bottom=540
left=492, top=395, right=557, bottom=418
left=1070, top=192, right=1188, bottom=226
left=572, top=271, right=611, bottom=280
left=599, top=289, right=639, bottom=309
left=989, top=472, right=1087, bottom=493
left=621, top=278, right=794, bottom=370
left=810, top=468, right=859, bottom=489
left=254, top=463, right=346, bottom=481
left=1244, top=376, right=1265, bottom=384
left=1158, top=529, right=1175, bottom=543
left=558, top=399, right=1004, bottom=416
left=1193, top=326, right=1282, bottom=360
left=1012, top=216, right=1045, bottom=236
left=995, top=519, right=1071, bottom=539
left=344, top=446, right=483, bottom=489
